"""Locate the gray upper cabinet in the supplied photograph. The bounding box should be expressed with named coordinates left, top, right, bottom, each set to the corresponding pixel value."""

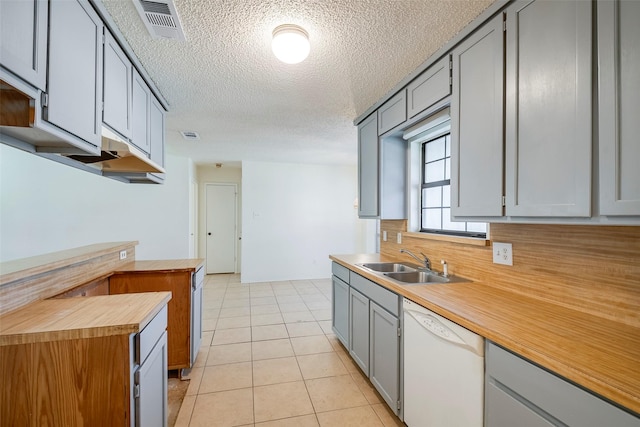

left=0, top=0, right=48, bottom=91
left=406, top=56, right=451, bottom=119
left=45, top=0, right=103, bottom=148
left=150, top=96, right=166, bottom=170
left=505, top=0, right=592, bottom=217
left=378, top=90, right=407, bottom=135
left=103, top=29, right=132, bottom=139
left=358, top=113, right=379, bottom=218
left=451, top=14, right=504, bottom=218
left=132, top=68, right=151, bottom=154
left=598, top=0, right=640, bottom=216
left=380, top=135, right=407, bottom=219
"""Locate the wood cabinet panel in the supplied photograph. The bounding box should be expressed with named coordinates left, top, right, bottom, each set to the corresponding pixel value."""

left=110, top=270, right=193, bottom=370
left=103, top=30, right=132, bottom=139
left=1, top=335, right=131, bottom=426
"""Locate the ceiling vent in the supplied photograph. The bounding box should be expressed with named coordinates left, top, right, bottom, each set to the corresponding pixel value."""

left=133, top=0, right=186, bottom=40
left=180, top=131, right=200, bottom=141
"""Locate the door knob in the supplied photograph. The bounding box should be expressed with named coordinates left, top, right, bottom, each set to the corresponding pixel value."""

left=208, top=232, right=211, bottom=235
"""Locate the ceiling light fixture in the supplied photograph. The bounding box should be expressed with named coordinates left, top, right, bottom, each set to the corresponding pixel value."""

left=271, top=24, right=310, bottom=64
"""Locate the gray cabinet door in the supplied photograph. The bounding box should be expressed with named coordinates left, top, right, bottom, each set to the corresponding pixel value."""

left=132, top=69, right=151, bottom=154
left=598, top=0, right=640, bottom=215
left=380, top=135, right=407, bottom=220
left=378, top=90, right=407, bottom=135
left=103, top=30, right=132, bottom=139
left=505, top=0, right=592, bottom=217
left=486, top=342, right=640, bottom=427
left=190, top=277, right=203, bottom=366
left=332, top=276, right=350, bottom=348
left=150, top=96, right=165, bottom=169
left=45, top=0, right=102, bottom=148
left=358, top=113, right=379, bottom=218
left=0, top=0, right=48, bottom=90
left=369, top=302, right=400, bottom=415
left=451, top=14, right=505, bottom=218
left=349, top=287, right=369, bottom=375
left=406, top=55, right=451, bottom=119
left=136, top=331, right=168, bottom=427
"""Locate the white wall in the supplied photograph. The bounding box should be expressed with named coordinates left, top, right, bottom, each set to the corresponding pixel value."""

left=0, top=144, right=194, bottom=261
left=196, top=165, right=243, bottom=270
left=241, top=160, right=370, bottom=282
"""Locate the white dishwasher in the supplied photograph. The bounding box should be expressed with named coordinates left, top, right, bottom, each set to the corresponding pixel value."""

left=403, top=298, right=484, bottom=427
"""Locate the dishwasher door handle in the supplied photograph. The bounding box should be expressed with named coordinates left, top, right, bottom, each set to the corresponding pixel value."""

left=405, top=309, right=478, bottom=353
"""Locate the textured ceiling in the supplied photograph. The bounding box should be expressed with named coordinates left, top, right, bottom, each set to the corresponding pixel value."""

left=102, top=0, right=494, bottom=166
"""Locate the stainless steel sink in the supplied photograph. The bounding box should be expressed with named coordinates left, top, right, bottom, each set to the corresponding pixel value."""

left=359, top=262, right=419, bottom=273
left=384, top=271, right=449, bottom=284
left=383, top=271, right=471, bottom=285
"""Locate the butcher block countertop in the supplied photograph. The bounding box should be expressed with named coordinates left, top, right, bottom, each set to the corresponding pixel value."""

left=115, top=259, right=204, bottom=273
left=0, top=292, right=171, bottom=346
left=330, top=253, right=640, bottom=415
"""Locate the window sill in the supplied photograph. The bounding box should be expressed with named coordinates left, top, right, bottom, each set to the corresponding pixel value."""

left=404, top=231, right=490, bottom=247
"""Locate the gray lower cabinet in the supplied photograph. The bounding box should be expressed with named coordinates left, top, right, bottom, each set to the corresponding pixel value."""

left=346, top=271, right=402, bottom=416
left=486, top=342, right=640, bottom=427
left=598, top=0, right=640, bottom=216
left=332, top=275, right=350, bottom=347
left=0, top=0, right=48, bottom=91
left=349, top=287, right=370, bottom=375
left=190, top=267, right=204, bottom=366
left=133, top=304, right=169, bottom=427
left=46, top=0, right=103, bottom=148
left=358, top=113, right=379, bottom=218
left=369, top=301, right=400, bottom=415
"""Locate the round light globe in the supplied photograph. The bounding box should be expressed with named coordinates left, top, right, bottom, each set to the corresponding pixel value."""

left=272, top=25, right=310, bottom=64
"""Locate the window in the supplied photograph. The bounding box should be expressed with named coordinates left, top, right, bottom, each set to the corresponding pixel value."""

left=420, top=133, right=487, bottom=238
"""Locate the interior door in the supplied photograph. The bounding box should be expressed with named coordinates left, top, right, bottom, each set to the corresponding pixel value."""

left=205, top=183, right=237, bottom=274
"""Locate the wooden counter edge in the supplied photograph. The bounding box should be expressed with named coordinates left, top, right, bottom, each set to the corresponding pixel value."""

left=0, top=292, right=171, bottom=346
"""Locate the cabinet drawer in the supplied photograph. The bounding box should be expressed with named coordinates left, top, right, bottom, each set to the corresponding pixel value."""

left=407, top=56, right=451, bottom=118
left=193, top=266, right=205, bottom=289
left=332, top=262, right=350, bottom=283
left=486, top=342, right=639, bottom=426
left=378, top=90, right=407, bottom=135
left=138, top=305, right=168, bottom=366
left=349, top=272, right=400, bottom=316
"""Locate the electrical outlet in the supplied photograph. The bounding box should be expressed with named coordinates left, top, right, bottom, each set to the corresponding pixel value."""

left=397, top=233, right=402, bottom=244
left=119, top=250, right=127, bottom=260
left=492, top=242, right=512, bottom=266
left=382, top=230, right=387, bottom=241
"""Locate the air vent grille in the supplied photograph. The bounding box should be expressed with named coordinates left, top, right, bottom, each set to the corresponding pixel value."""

left=181, top=131, right=200, bottom=141
left=133, top=0, right=186, bottom=40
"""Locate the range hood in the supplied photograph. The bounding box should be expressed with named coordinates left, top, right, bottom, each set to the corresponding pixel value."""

left=66, top=127, right=165, bottom=174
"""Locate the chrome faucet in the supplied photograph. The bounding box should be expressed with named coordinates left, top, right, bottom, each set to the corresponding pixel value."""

left=400, top=249, right=431, bottom=270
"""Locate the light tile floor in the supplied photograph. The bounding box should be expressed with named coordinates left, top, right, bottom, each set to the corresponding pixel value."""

left=174, top=274, right=405, bottom=427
